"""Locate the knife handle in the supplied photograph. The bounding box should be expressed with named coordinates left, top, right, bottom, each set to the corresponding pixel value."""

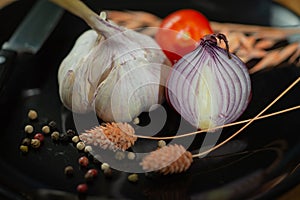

left=0, top=49, right=17, bottom=95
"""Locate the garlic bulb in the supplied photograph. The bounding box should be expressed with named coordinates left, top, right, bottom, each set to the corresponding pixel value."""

left=58, top=13, right=170, bottom=122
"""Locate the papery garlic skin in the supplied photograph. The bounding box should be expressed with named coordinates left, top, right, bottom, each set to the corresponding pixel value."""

left=166, top=34, right=251, bottom=129
left=58, top=17, right=170, bottom=122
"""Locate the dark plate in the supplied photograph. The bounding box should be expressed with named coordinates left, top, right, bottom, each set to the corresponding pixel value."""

left=0, top=0, right=299, bottom=199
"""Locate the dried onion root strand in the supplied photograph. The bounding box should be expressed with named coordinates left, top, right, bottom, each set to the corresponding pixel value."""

left=140, top=144, right=193, bottom=175
left=79, top=122, right=137, bottom=151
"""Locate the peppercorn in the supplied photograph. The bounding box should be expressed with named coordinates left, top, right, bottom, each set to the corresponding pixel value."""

left=115, top=151, right=125, bottom=160
left=87, top=169, right=98, bottom=177
left=133, top=117, right=140, bottom=125
left=78, top=156, right=89, bottom=167
left=127, top=152, right=136, bottom=160
left=28, top=110, right=38, bottom=120
left=76, top=183, right=88, bottom=193
left=30, top=139, right=41, bottom=148
left=158, top=140, right=166, bottom=148
left=64, top=165, right=74, bottom=176
left=84, top=145, right=92, bottom=153
left=103, top=168, right=112, bottom=178
left=72, top=136, right=80, bottom=143
left=59, top=133, right=69, bottom=143
left=21, top=138, right=31, bottom=146
left=84, top=171, right=94, bottom=182
left=19, top=145, right=29, bottom=153
left=34, top=133, right=44, bottom=142
left=66, top=129, right=76, bottom=138
left=24, top=125, right=34, bottom=134
left=128, top=173, right=138, bottom=182
left=48, top=120, right=57, bottom=130
left=51, top=131, right=60, bottom=141
left=76, top=142, right=85, bottom=151
left=101, top=163, right=110, bottom=171
left=41, top=125, right=50, bottom=134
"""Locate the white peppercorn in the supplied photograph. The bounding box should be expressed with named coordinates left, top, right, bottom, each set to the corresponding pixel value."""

left=115, top=151, right=125, bottom=160
left=28, top=110, right=38, bottom=120
left=24, top=125, right=34, bottom=134
left=158, top=140, right=166, bottom=148
left=127, top=152, right=136, bottom=160
left=101, top=163, right=110, bottom=171
left=84, top=145, right=92, bottom=153
left=133, top=117, right=140, bottom=125
left=76, top=141, right=85, bottom=151
left=72, top=136, right=80, bottom=143
left=42, top=125, right=50, bottom=134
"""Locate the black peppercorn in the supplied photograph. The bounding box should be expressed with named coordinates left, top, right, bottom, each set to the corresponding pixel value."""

left=59, top=133, right=69, bottom=143
left=66, top=129, right=76, bottom=138
left=48, top=120, right=57, bottom=130
left=64, top=165, right=74, bottom=176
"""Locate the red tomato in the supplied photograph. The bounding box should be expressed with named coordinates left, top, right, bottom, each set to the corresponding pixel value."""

left=155, top=9, right=213, bottom=64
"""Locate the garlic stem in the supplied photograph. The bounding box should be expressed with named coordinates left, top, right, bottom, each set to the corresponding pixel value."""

left=49, top=0, right=122, bottom=37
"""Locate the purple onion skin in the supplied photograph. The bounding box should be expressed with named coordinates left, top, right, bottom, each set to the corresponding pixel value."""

left=166, top=33, right=252, bottom=130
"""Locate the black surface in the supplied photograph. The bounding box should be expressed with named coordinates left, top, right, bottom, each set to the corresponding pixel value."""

left=0, top=0, right=299, bottom=199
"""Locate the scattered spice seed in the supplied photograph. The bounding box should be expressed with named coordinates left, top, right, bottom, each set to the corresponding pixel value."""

left=64, top=165, right=74, bottom=176
left=103, top=168, right=112, bottom=177
left=101, top=163, right=110, bottom=171
left=127, top=152, right=136, bottom=160
left=72, top=136, right=80, bottom=143
left=87, top=169, right=98, bottom=177
left=24, top=125, right=34, bottom=134
left=28, top=110, right=38, bottom=120
left=51, top=131, right=60, bottom=141
left=115, top=151, right=125, bottom=160
left=59, top=133, right=69, bottom=143
left=30, top=139, right=41, bottom=148
left=19, top=145, right=29, bottom=153
left=76, top=141, right=85, bottom=151
left=128, top=173, right=138, bottom=182
left=133, top=117, right=140, bottom=125
left=78, top=156, right=89, bottom=167
left=84, top=171, right=94, bottom=181
left=157, top=140, right=166, bottom=148
left=41, top=125, right=50, bottom=134
left=66, top=129, right=76, bottom=138
left=48, top=120, right=57, bottom=130
left=84, top=145, right=92, bottom=153
left=21, top=138, right=31, bottom=146
left=34, top=133, right=44, bottom=142
left=76, top=183, right=88, bottom=193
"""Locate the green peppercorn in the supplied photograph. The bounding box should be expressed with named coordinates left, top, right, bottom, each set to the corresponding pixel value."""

left=51, top=131, right=60, bottom=141
left=21, top=138, right=31, bottom=146
left=31, top=139, right=41, bottom=148
left=128, top=173, right=138, bottom=182
left=19, top=145, right=29, bottom=153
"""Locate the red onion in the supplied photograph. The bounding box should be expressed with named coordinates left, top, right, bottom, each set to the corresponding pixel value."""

left=166, top=33, right=251, bottom=129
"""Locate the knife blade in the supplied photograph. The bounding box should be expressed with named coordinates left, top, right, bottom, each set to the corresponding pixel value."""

left=0, top=0, right=64, bottom=93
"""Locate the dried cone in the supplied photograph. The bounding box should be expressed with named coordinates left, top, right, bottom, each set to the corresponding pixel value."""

left=79, top=122, right=137, bottom=151
left=140, top=144, right=193, bottom=175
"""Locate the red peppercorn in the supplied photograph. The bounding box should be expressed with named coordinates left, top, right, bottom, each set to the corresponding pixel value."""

left=76, top=183, right=88, bottom=193
left=87, top=169, right=98, bottom=177
left=34, top=133, right=44, bottom=142
left=78, top=156, right=89, bottom=167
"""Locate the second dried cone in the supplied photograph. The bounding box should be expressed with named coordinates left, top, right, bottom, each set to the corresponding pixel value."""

left=140, top=144, right=193, bottom=175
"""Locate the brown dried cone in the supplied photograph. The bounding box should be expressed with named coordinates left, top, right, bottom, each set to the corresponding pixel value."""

left=140, top=144, right=193, bottom=175
left=79, top=122, right=137, bottom=151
